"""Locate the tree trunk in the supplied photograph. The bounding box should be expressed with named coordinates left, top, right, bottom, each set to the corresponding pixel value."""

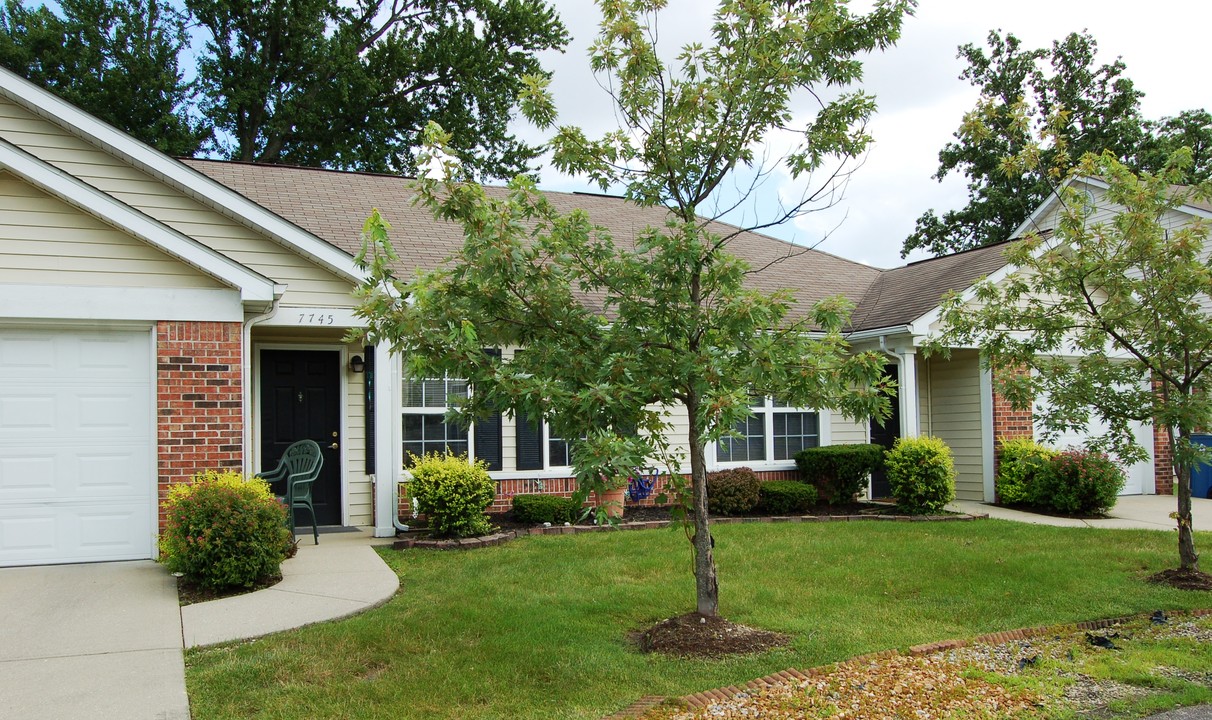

left=1175, top=429, right=1200, bottom=572
left=685, top=392, right=719, bottom=616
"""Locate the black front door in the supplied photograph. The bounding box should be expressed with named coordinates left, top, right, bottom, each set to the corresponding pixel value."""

left=869, top=363, right=901, bottom=499
left=260, top=349, right=342, bottom=526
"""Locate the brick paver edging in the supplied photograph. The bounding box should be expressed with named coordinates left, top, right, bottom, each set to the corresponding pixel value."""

left=601, top=608, right=1212, bottom=720
left=392, top=512, right=989, bottom=551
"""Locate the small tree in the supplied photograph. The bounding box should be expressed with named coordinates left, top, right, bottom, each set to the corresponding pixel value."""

left=357, top=0, right=907, bottom=617
left=930, top=138, right=1212, bottom=578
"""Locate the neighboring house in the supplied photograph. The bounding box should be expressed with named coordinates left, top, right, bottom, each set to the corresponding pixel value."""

left=0, top=67, right=1185, bottom=567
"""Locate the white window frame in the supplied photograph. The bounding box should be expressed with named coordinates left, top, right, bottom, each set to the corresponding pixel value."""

left=400, top=375, right=474, bottom=462
left=709, top=397, right=831, bottom=470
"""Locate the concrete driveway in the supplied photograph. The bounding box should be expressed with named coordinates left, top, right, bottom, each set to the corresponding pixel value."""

left=0, top=561, right=189, bottom=720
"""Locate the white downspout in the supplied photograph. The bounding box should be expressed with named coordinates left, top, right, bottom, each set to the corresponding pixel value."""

left=241, top=295, right=282, bottom=476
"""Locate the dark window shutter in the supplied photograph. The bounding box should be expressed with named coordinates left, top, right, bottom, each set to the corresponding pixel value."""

left=515, top=408, right=544, bottom=471
left=472, top=349, right=503, bottom=471
left=363, top=346, right=375, bottom=474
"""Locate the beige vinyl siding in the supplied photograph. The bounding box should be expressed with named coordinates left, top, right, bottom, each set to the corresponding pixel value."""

left=918, top=350, right=985, bottom=500
left=0, top=172, right=225, bottom=288
left=252, top=328, right=372, bottom=524
left=830, top=414, right=868, bottom=445
left=0, top=98, right=356, bottom=307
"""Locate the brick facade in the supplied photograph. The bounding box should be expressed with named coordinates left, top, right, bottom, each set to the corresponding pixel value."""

left=1153, top=424, right=1175, bottom=495
left=398, top=468, right=806, bottom=519
left=156, top=321, right=243, bottom=528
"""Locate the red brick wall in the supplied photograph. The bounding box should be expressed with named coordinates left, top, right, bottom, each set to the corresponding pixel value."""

left=397, top=468, right=805, bottom=518
left=1154, top=424, right=1175, bottom=495
left=156, top=321, right=243, bottom=527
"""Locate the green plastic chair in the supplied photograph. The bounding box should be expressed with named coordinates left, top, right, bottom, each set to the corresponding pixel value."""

left=258, top=439, right=323, bottom=545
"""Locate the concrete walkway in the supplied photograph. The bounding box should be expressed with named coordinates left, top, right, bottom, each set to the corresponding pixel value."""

left=182, top=528, right=399, bottom=648
left=0, top=528, right=397, bottom=719
left=949, top=494, right=1212, bottom=530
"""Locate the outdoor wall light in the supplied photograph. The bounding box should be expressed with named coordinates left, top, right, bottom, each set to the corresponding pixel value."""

left=349, top=355, right=365, bottom=373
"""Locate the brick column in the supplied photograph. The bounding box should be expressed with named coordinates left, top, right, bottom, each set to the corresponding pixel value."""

left=1153, top=424, right=1175, bottom=495
left=156, top=321, right=244, bottom=529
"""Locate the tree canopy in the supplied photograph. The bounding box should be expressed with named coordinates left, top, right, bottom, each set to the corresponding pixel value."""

left=0, top=0, right=206, bottom=156
left=927, top=138, right=1211, bottom=576
left=0, top=0, right=568, bottom=178
left=903, top=30, right=1212, bottom=258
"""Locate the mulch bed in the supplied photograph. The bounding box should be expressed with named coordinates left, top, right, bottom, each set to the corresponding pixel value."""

left=176, top=573, right=282, bottom=606
left=1148, top=567, right=1212, bottom=591
left=634, top=613, right=791, bottom=658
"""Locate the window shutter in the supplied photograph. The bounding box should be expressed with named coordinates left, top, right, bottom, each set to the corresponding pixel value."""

left=515, top=408, right=544, bottom=471
left=472, top=349, right=503, bottom=471
left=363, top=346, right=375, bottom=474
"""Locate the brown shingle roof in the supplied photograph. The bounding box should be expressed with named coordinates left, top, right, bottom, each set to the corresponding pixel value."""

left=848, top=241, right=1016, bottom=331
left=182, top=159, right=1019, bottom=331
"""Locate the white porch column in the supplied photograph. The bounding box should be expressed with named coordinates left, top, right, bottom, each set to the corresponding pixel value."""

left=372, top=343, right=401, bottom=538
left=899, top=348, right=920, bottom=439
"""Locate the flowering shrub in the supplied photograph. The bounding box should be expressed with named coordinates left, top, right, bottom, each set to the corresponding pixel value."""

left=884, top=436, right=956, bottom=515
left=159, top=470, right=292, bottom=590
left=996, top=438, right=1058, bottom=505
left=408, top=453, right=495, bottom=538
left=1035, top=449, right=1124, bottom=515
left=706, top=467, right=762, bottom=516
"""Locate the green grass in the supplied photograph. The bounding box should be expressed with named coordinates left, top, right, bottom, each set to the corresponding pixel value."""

left=184, top=520, right=1212, bottom=719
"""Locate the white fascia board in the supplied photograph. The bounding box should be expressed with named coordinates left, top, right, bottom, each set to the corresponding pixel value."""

left=0, top=139, right=278, bottom=304
left=0, top=67, right=366, bottom=284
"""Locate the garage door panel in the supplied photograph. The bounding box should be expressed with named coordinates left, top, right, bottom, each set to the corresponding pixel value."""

left=0, top=447, right=150, bottom=500
left=0, top=502, right=151, bottom=566
left=0, top=327, right=154, bottom=566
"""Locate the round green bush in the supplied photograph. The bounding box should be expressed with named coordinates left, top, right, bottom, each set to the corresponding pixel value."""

left=512, top=494, right=580, bottom=524
left=1034, top=449, right=1124, bottom=515
left=706, top=467, right=761, bottom=516
left=884, top=436, right=956, bottom=515
left=408, top=453, right=496, bottom=538
left=758, top=480, right=818, bottom=515
left=996, top=438, right=1058, bottom=505
left=159, top=470, right=292, bottom=590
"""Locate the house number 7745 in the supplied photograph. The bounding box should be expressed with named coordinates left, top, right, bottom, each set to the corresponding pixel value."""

left=297, top=313, right=336, bottom=325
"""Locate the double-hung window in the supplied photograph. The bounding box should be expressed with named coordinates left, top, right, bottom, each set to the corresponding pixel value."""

left=401, top=370, right=503, bottom=470
left=716, top=396, right=819, bottom=464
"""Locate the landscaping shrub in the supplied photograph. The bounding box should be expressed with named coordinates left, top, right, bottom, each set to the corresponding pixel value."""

left=159, top=470, right=292, bottom=590
left=996, top=437, right=1058, bottom=505
left=1034, top=449, right=1125, bottom=515
left=706, top=467, right=761, bottom=516
left=512, top=494, right=580, bottom=524
left=408, top=453, right=495, bottom=537
left=758, top=480, right=819, bottom=515
left=884, top=436, right=956, bottom=515
left=795, top=444, right=885, bottom=504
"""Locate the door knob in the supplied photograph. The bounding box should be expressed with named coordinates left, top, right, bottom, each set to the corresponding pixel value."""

left=330, top=443, right=339, bottom=450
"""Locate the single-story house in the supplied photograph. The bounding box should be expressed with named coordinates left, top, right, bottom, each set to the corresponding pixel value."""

left=0, top=66, right=1185, bottom=567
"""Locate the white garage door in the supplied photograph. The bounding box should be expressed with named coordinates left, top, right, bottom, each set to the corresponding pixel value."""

left=1033, top=398, right=1154, bottom=496
left=0, top=327, right=155, bottom=566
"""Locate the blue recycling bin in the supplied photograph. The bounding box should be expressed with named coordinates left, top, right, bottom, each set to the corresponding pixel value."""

left=1190, top=434, right=1212, bottom=499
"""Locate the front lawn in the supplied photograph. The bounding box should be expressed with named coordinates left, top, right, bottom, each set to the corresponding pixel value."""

left=185, top=520, right=1211, bottom=719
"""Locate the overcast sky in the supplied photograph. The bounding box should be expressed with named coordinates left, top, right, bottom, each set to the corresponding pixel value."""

left=512, top=0, right=1212, bottom=269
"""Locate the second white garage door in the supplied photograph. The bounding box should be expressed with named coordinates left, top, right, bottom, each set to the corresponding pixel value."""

left=0, top=327, right=155, bottom=566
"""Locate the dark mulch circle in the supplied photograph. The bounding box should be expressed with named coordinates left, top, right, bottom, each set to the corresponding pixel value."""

left=1147, top=567, right=1212, bottom=591
left=634, top=612, right=791, bottom=658
left=176, top=573, right=283, bottom=606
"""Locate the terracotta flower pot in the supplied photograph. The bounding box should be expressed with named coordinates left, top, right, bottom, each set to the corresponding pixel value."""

left=594, top=486, right=626, bottom=519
